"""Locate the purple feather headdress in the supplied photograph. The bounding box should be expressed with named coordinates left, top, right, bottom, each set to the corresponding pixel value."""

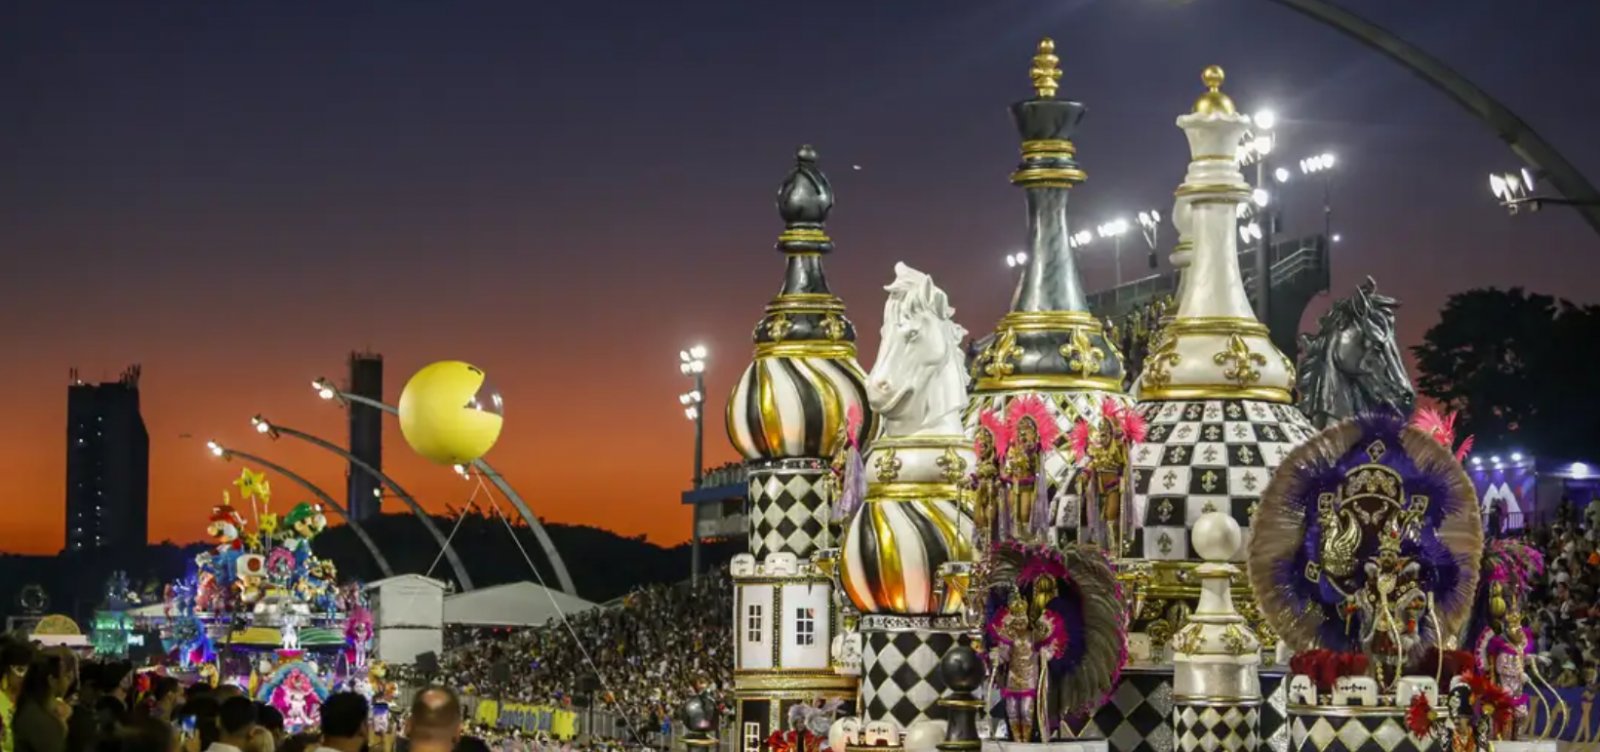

left=1247, top=410, right=1484, bottom=653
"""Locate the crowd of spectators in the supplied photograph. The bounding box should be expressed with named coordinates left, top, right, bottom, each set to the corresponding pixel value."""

left=431, top=572, right=733, bottom=737
left=1523, top=499, right=1600, bottom=688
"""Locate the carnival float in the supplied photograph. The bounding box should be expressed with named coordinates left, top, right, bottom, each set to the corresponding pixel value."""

left=702, top=32, right=1571, bottom=752
left=148, top=468, right=391, bottom=729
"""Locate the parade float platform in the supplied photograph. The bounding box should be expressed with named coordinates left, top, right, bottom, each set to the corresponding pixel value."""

left=1285, top=705, right=1439, bottom=752
left=1039, top=666, right=1289, bottom=752
left=982, top=741, right=1110, bottom=752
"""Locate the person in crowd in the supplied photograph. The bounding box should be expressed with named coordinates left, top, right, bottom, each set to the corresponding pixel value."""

left=146, top=679, right=179, bottom=723
left=204, top=698, right=260, bottom=752
left=403, top=687, right=460, bottom=752
left=13, top=651, right=74, bottom=752
left=312, top=693, right=367, bottom=752
left=252, top=707, right=283, bottom=751
left=116, top=717, right=179, bottom=752
left=2, top=640, right=36, bottom=752
left=274, top=734, right=317, bottom=752
left=175, top=697, right=219, bottom=752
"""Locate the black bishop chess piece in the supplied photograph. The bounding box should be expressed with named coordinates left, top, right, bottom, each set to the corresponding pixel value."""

left=938, top=636, right=986, bottom=752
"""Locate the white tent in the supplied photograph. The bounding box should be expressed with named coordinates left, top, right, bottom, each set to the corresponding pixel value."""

left=443, top=581, right=596, bottom=628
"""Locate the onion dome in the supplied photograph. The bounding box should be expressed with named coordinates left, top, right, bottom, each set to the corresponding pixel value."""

left=727, top=146, right=875, bottom=461
left=970, top=39, right=1125, bottom=395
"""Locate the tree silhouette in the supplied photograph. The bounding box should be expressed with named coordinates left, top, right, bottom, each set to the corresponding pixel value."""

left=1412, top=287, right=1600, bottom=459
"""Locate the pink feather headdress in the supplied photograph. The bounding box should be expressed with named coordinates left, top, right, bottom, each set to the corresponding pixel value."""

left=1410, top=406, right=1474, bottom=462
left=845, top=403, right=864, bottom=449
left=978, top=408, right=1011, bottom=459
left=1101, top=397, right=1148, bottom=444
left=1005, top=394, right=1060, bottom=450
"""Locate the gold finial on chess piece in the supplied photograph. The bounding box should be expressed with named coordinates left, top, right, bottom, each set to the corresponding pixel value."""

left=1030, top=38, right=1062, bottom=99
left=1192, top=64, right=1236, bottom=116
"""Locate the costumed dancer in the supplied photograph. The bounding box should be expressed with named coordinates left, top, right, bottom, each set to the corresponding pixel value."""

left=1470, top=539, right=1558, bottom=740
left=981, top=544, right=1125, bottom=742
left=1065, top=398, right=1147, bottom=549
left=988, top=589, right=1065, bottom=742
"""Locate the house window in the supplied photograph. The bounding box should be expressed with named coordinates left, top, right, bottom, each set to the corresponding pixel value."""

left=795, top=607, right=815, bottom=646
left=746, top=603, right=763, bottom=643
left=743, top=723, right=762, bottom=752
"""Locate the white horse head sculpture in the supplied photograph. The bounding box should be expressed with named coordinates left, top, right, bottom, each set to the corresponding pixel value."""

left=867, top=263, right=969, bottom=438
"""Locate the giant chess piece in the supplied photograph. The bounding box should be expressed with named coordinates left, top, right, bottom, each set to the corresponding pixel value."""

left=937, top=639, right=985, bottom=752
left=965, top=39, right=1132, bottom=549
left=727, top=147, right=866, bottom=749
left=1171, top=512, right=1261, bottom=752
left=1128, top=67, right=1315, bottom=569
left=728, top=145, right=877, bottom=560
left=679, top=692, right=718, bottom=752
left=841, top=263, right=977, bottom=732
left=1295, top=276, right=1416, bottom=428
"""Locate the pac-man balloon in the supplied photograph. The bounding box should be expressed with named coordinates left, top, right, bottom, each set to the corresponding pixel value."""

left=398, top=361, right=505, bottom=465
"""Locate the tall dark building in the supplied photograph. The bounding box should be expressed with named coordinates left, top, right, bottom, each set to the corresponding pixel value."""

left=347, top=351, right=383, bottom=520
left=65, top=365, right=149, bottom=553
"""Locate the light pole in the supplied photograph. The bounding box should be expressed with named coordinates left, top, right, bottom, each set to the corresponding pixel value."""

left=1136, top=209, right=1162, bottom=269
left=1299, top=152, right=1338, bottom=247
left=1096, top=218, right=1130, bottom=286
left=251, top=415, right=475, bottom=591
left=679, top=345, right=707, bottom=583
left=204, top=440, right=395, bottom=578
left=1240, top=111, right=1276, bottom=323
left=310, top=378, right=579, bottom=596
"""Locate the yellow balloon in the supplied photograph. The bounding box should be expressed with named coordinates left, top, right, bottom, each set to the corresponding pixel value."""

left=398, top=360, right=505, bottom=465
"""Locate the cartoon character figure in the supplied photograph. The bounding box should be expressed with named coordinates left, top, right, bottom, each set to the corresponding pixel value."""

left=269, top=669, right=322, bottom=729
left=344, top=607, right=374, bottom=671
left=282, top=503, right=327, bottom=563
left=208, top=503, right=246, bottom=554
left=265, top=547, right=297, bottom=587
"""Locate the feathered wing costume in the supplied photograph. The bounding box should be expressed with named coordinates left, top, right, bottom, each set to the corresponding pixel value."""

left=1248, top=411, right=1482, bottom=679
left=983, top=542, right=1127, bottom=738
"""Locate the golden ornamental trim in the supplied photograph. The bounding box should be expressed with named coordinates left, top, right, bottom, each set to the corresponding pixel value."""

left=864, top=482, right=965, bottom=502
left=1010, top=167, right=1087, bottom=186
left=978, top=327, right=1023, bottom=378
left=1020, top=139, right=1075, bottom=157
left=754, top=342, right=857, bottom=359
left=1164, top=317, right=1270, bottom=337
left=821, top=313, right=847, bottom=340
left=936, top=447, right=968, bottom=484
left=1137, top=384, right=1293, bottom=404
left=975, top=373, right=1123, bottom=393
left=732, top=672, right=860, bottom=693
left=870, top=435, right=969, bottom=449
left=872, top=447, right=903, bottom=483
left=1060, top=325, right=1106, bottom=378
left=778, top=228, right=831, bottom=244
left=767, top=313, right=793, bottom=341
left=997, top=310, right=1104, bottom=331
left=765, top=296, right=847, bottom=314
left=1173, top=182, right=1250, bottom=198
left=1214, top=333, right=1268, bottom=386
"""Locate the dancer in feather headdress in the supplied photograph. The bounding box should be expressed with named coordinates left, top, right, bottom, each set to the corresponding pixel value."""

left=1468, top=539, right=1560, bottom=740
left=1066, top=397, right=1148, bottom=550
left=972, top=409, right=1011, bottom=545
left=1411, top=406, right=1475, bottom=463
left=1249, top=411, right=1482, bottom=687
left=1002, top=396, right=1059, bottom=542
left=982, top=542, right=1127, bottom=740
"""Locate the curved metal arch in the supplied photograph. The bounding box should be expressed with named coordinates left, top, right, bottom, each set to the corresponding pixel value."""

left=1268, top=0, right=1600, bottom=237
left=213, top=446, right=395, bottom=579
left=258, top=422, right=476, bottom=591
left=312, top=383, right=579, bottom=596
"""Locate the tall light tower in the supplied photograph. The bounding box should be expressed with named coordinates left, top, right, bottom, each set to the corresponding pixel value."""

left=678, top=344, right=707, bottom=582
left=1240, top=108, right=1276, bottom=324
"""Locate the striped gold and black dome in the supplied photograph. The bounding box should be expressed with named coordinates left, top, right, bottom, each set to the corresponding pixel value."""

left=727, top=145, right=877, bottom=461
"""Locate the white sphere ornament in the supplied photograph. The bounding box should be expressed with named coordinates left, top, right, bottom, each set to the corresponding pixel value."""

left=904, top=720, right=947, bottom=752
left=1192, top=510, right=1243, bottom=562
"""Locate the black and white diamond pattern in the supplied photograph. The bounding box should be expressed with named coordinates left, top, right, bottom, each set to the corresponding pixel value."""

left=862, top=627, right=956, bottom=729
left=747, top=466, right=830, bottom=559
left=1061, top=668, right=1174, bottom=752
left=1175, top=703, right=1259, bottom=752
left=1263, top=673, right=1289, bottom=752
left=1130, top=399, right=1314, bottom=560
left=1288, top=709, right=1438, bottom=752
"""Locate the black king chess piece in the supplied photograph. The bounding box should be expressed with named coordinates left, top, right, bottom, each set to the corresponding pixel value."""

left=938, top=637, right=986, bottom=752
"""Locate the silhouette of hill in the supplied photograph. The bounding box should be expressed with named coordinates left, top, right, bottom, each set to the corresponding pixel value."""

left=0, top=510, right=741, bottom=624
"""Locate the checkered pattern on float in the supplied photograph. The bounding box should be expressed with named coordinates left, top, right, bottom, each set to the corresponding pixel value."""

left=1287, top=710, right=1437, bottom=752
left=1130, top=399, right=1314, bottom=560
left=747, top=465, right=831, bottom=559
left=1175, top=703, right=1259, bottom=752
left=1062, top=669, right=1175, bottom=752
left=1263, top=673, right=1288, bottom=752
left=862, top=628, right=954, bottom=729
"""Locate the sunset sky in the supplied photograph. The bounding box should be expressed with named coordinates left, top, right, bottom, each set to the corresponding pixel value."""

left=1, top=0, right=1597, bottom=555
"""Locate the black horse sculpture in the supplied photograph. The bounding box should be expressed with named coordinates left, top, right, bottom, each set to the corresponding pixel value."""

left=1296, top=277, right=1416, bottom=428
